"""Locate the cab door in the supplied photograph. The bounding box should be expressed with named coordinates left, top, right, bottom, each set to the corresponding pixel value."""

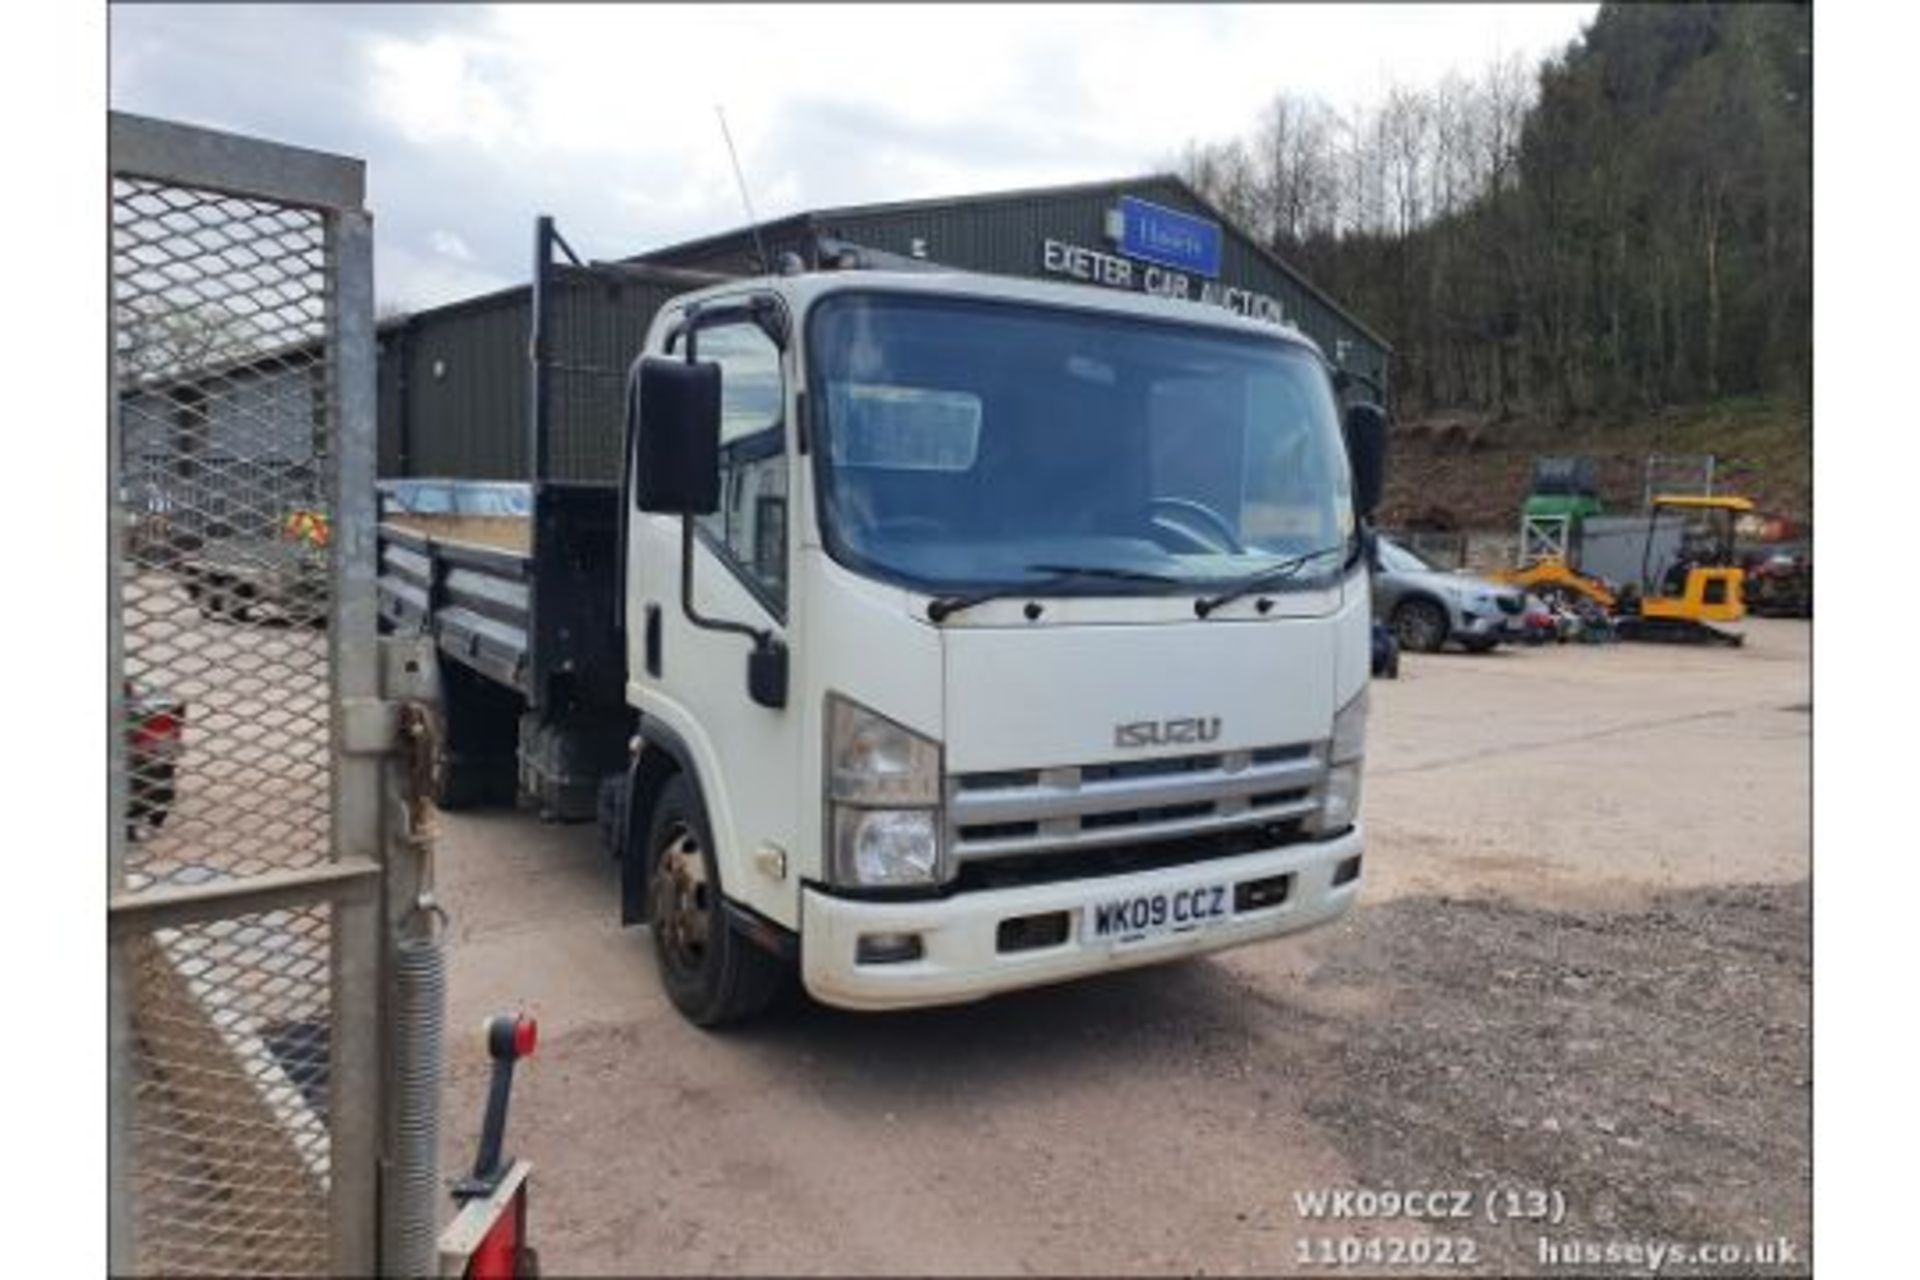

left=626, top=304, right=803, bottom=929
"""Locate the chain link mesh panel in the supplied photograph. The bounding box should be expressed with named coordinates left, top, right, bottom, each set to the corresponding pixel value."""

left=114, top=173, right=338, bottom=1275
left=115, top=177, right=332, bottom=884
left=126, top=903, right=334, bottom=1275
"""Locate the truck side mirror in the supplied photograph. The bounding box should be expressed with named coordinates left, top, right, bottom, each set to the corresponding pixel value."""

left=747, top=637, right=787, bottom=710
left=632, top=356, right=721, bottom=515
left=1344, top=402, right=1389, bottom=520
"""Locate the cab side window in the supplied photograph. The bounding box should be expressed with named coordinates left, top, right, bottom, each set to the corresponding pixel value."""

left=694, top=321, right=787, bottom=613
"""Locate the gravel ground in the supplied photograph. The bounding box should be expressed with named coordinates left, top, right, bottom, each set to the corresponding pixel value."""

left=1297, top=881, right=1810, bottom=1274
left=436, top=619, right=1811, bottom=1276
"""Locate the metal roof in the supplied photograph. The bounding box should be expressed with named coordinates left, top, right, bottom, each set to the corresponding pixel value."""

left=662, top=268, right=1332, bottom=361
left=638, top=172, right=1391, bottom=352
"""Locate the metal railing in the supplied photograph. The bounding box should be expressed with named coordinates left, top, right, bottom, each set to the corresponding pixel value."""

left=109, top=112, right=409, bottom=1277
left=1644, top=452, right=1717, bottom=505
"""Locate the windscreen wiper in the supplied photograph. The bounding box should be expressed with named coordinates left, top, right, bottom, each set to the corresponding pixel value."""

left=926, top=564, right=1182, bottom=623
left=1192, top=544, right=1349, bottom=618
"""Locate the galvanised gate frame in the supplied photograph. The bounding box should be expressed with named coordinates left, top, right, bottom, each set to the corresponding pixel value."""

left=109, top=113, right=441, bottom=1277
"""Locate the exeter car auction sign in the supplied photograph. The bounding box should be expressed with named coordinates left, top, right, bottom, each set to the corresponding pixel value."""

left=1039, top=197, right=1290, bottom=327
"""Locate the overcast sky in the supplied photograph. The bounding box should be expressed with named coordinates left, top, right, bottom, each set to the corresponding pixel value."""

left=110, top=3, right=1597, bottom=311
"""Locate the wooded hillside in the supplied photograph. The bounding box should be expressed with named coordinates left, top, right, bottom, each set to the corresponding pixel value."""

left=1180, top=3, right=1811, bottom=422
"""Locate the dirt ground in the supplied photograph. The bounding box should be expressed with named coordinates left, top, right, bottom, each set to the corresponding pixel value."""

left=436, top=620, right=1810, bottom=1276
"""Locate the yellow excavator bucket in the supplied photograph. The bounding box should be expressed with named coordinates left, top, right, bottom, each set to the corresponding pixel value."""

left=1489, top=556, right=1618, bottom=611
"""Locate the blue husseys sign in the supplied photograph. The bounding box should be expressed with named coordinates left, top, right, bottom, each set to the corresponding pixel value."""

left=1044, top=192, right=1287, bottom=326
left=1108, top=196, right=1222, bottom=278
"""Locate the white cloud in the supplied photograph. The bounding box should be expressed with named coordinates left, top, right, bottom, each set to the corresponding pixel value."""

left=427, top=229, right=473, bottom=261
left=366, top=30, right=524, bottom=152
left=111, top=2, right=1596, bottom=309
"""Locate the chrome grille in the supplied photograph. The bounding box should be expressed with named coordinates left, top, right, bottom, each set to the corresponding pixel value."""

left=947, top=743, right=1323, bottom=862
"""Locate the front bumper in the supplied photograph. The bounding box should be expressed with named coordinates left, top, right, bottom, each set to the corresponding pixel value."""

left=1454, top=607, right=1523, bottom=641
left=800, top=826, right=1364, bottom=1011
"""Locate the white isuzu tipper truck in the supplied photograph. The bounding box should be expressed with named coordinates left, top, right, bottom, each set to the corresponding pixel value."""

left=381, top=254, right=1388, bottom=1026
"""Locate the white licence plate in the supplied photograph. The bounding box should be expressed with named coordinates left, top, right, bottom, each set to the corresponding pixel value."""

left=1084, top=882, right=1234, bottom=948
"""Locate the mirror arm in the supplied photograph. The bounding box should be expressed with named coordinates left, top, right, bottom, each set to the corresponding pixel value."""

left=679, top=517, right=768, bottom=647
left=677, top=518, right=789, bottom=710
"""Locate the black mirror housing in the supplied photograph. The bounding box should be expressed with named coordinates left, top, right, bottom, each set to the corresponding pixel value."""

left=1343, top=402, right=1389, bottom=520
left=632, top=356, right=721, bottom=514
left=747, top=637, right=788, bottom=709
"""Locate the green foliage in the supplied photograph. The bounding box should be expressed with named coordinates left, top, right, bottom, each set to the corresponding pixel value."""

left=1182, top=2, right=1810, bottom=420
left=1377, top=395, right=1811, bottom=530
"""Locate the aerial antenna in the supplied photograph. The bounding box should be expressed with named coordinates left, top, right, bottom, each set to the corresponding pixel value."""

left=714, top=105, right=769, bottom=274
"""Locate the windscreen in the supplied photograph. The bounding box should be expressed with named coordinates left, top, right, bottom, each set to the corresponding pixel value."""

left=808, top=293, right=1355, bottom=594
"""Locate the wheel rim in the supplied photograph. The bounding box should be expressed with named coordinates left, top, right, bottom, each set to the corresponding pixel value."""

left=653, top=822, right=711, bottom=974
left=1398, top=603, right=1443, bottom=651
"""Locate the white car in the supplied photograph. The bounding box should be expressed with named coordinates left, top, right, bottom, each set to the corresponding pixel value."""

left=1372, top=536, right=1526, bottom=653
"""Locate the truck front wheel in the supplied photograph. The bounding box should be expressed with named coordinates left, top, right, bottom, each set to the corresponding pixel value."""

left=647, top=774, right=785, bottom=1027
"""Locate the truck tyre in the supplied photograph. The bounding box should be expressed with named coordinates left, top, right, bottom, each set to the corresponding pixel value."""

left=1392, top=597, right=1449, bottom=653
left=646, top=773, right=785, bottom=1027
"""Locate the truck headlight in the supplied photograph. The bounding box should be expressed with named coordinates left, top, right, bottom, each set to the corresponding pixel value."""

left=833, top=808, right=940, bottom=887
left=826, top=695, right=946, bottom=887
left=1309, top=687, right=1368, bottom=836
left=1315, top=763, right=1363, bottom=833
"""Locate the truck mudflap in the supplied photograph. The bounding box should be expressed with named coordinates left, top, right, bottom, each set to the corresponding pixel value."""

left=800, top=827, right=1364, bottom=1012
left=517, top=708, right=629, bottom=822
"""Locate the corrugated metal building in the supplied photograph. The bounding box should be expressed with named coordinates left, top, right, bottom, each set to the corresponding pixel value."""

left=122, top=349, right=328, bottom=540
left=377, top=173, right=1391, bottom=482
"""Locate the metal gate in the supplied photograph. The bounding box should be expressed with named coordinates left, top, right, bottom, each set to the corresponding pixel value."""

left=109, top=114, right=427, bottom=1276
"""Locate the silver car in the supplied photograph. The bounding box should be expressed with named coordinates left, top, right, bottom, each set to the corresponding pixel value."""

left=1373, top=536, right=1525, bottom=653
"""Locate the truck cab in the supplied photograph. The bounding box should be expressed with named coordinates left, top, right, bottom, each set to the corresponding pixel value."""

left=619, top=268, right=1383, bottom=1023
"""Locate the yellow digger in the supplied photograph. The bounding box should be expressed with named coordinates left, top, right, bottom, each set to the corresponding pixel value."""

left=1492, top=492, right=1752, bottom=646
left=1611, top=494, right=1751, bottom=645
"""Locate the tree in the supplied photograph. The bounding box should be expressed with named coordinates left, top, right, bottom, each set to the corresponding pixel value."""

left=1177, top=1, right=1809, bottom=422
